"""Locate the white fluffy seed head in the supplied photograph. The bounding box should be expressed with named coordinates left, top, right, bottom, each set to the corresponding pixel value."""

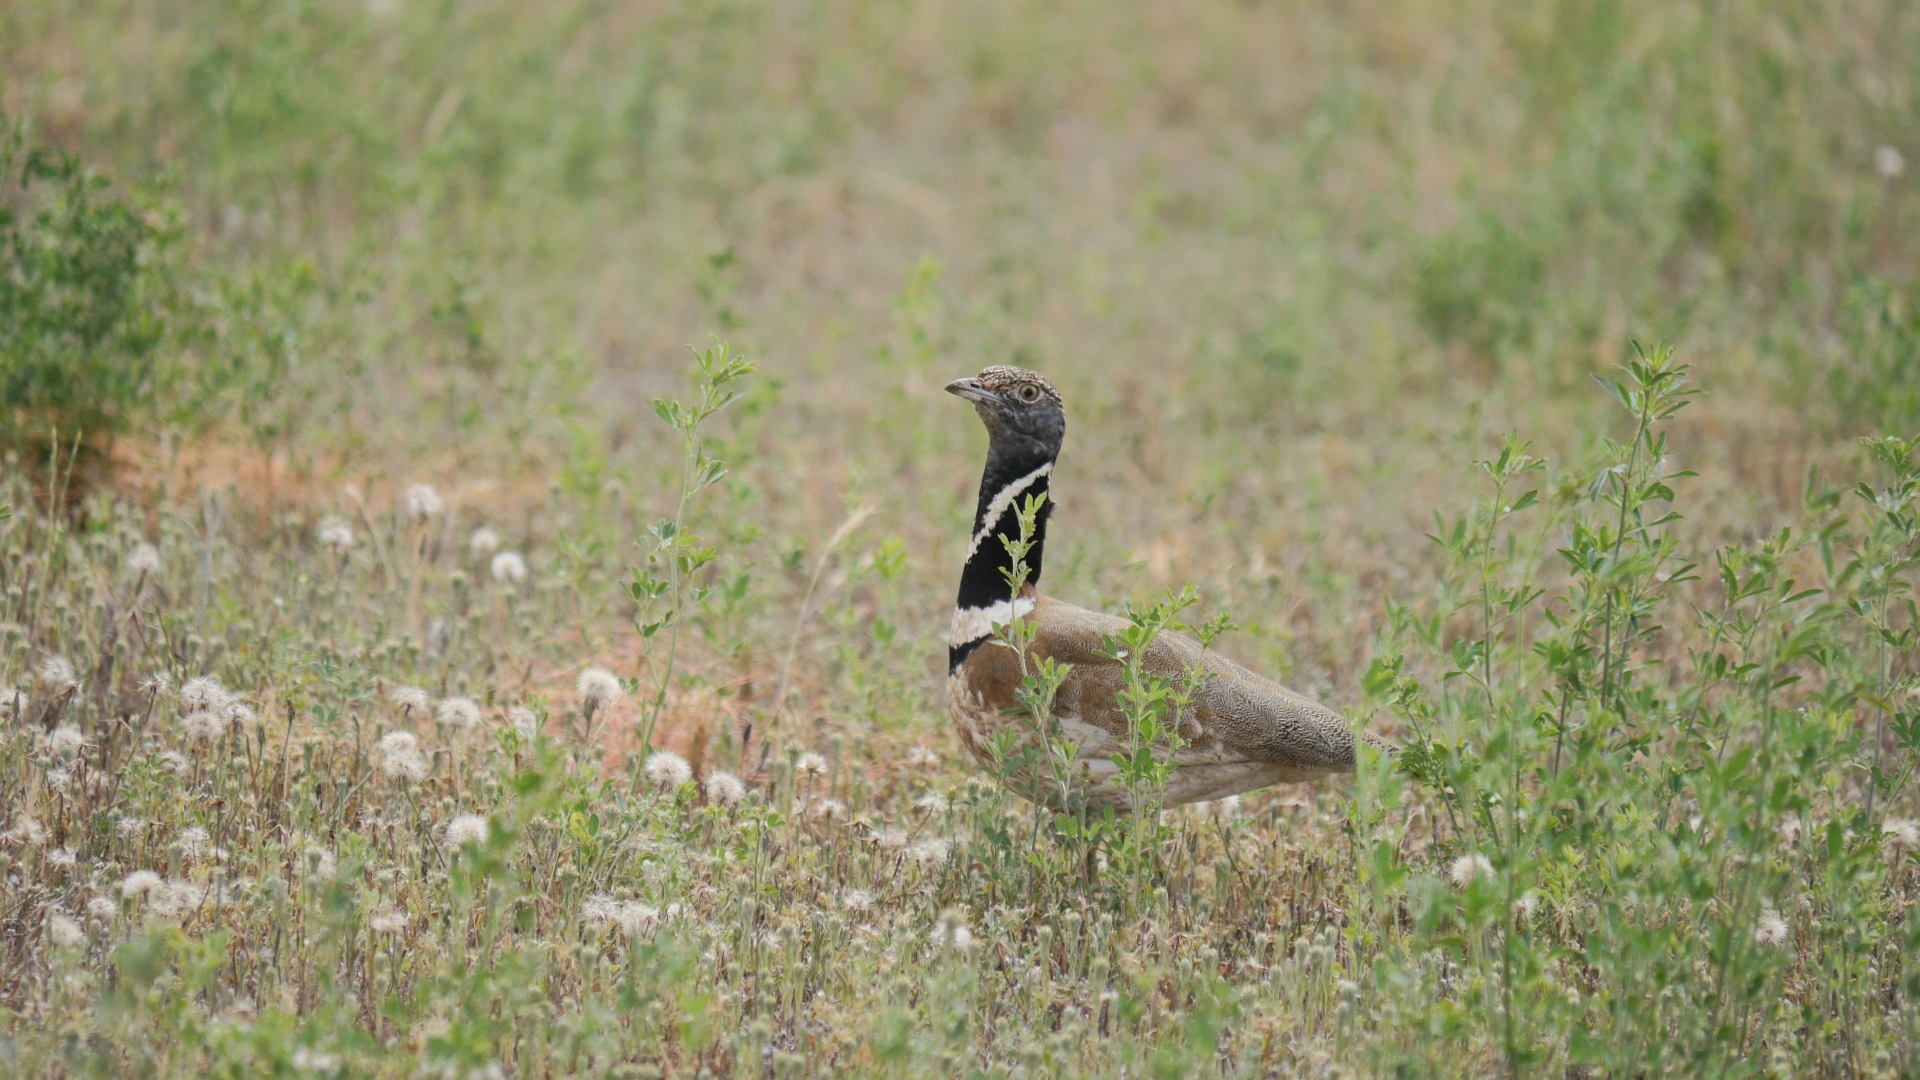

left=468, top=527, right=501, bottom=558
left=38, top=656, right=78, bottom=693
left=1877, top=144, right=1907, bottom=180
left=507, top=706, right=540, bottom=740
left=490, top=551, right=529, bottom=584
left=391, top=686, right=430, bottom=715
left=577, top=668, right=623, bottom=710
left=443, top=814, right=489, bottom=846
left=1882, top=818, right=1920, bottom=853
left=1754, top=907, right=1789, bottom=947
left=127, top=542, right=162, bottom=577
left=370, top=909, right=408, bottom=934
left=583, top=894, right=659, bottom=936
left=317, top=518, right=356, bottom=553
left=178, top=676, right=230, bottom=714
left=703, top=770, right=746, bottom=806
left=379, top=738, right=428, bottom=782
left=47, top=725, right=87, bottom=758
left=86, top=896, right=118, bottom=921
left=1448, top=853, right=1495, bottom=888
left=3, top=815, right=48, bottom=846
left=222, top=700, right=256, bottom=733
left=909, top=837, right=952, bottom=867
left=404, top=483, right=445, bottom=522
left=934, top=912, right=974, bottom=951
left=183, top=711, right=227, bottom=742
left=379, top=731, right=419, bottom=755
left=383, top=750, right=428, bottom=782
left=794, top=751, right=828, bottom=777
left=121, top=870, right=164, bottom=897
left=436, top=697, right=482, bottom=732
left=48, top=912, right=84, bottom=948
left=644, top=751, right=692, bottom=789
left=844, top=888, right=874, bottom=913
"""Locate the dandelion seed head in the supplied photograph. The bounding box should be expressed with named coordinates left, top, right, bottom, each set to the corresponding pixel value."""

left=4, top=815, right=48, bottom=847
left=121, top=870, right=164, bottom=897
left=807, top=797, right=847, bottom=821
left=115, top=816, right=144, bottom=838
left=48, top=912, right=84, bottom=948
left=48, top=846, right=77, bottom=871
left=576, top=668, right=623, bottom=710
left=703, top=770, right=746, bottom=806
left=1448, top=853, right=1494, bottom=888
left=127, top=542, right=162, bottom=577
left=317, top=518, right=356, bottom=553
left=221, top=700, right=256, bottom=733
left=1882, top=818, right=1920, bottom=853
left=392, top=686, right=430, bottom=715
left=381, top=747, right=428, bottom=782
left=1877, top=145, right=1907, bottom=179
left=183, top=710, right=226, bottom=742
left=147, top=881, right=197, bottom=920
left=582, top=893, right=660, bottom=936
left=844, top=888, right=875, bottom=913
left=873, top=827, right=909, bottom=851
left=38, top=656, right=78, bottom=693
left=404, top=483, right=445, bottom=522
left=47, top=725, right=87, bottom=758
left=644, top=751, right=692, bottom=789
left=436, top=697, right=482, bottom=732
left=933, top=913, right=974, bottom=951
left=507, top=706, right=539, bottom=740
left=379, top=731, right=419, bottom=755
left=86, top=896, right=117, bottom=921
left=906, top=746, right=940, bottom=768
left=913, top=791, right=949, bottom=814
left=369, top=909, right=407, bottom=934
left=468, top=527, right=501, bottom=559
left=490, top=551, right=528, bottom=584
left=45, top=768, right=72, bottom=792
left=1754, top=907, right=1789, bottom=947
left=309, top=848, right=338, bottom=881
left=443, top=814, right=489, bottom=846
left=179, top=826, right=211, bottom=858
left=909, top=837, right=953, bottom=867
left=179, top=676, right=230, bottom=714
left=156, top=750, right=190, bottom=775
left=794, top=751, right=828, bottom=776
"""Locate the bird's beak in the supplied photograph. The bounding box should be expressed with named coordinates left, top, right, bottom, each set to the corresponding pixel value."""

left=945, top=377, right=995, bottom=404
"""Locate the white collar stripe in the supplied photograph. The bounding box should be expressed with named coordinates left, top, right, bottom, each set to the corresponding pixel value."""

left=963, top=462, right=1052, bottom=564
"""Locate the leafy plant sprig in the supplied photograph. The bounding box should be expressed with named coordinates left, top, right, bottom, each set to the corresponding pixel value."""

left=626, top=338, right=756, bottom=754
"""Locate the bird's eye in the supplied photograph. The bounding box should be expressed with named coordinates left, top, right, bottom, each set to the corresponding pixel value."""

left=1016, top=385, right=1040, bottom=403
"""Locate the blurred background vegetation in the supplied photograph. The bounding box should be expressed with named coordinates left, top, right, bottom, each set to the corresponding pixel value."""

left=4, top=0, right=1914, bottom=483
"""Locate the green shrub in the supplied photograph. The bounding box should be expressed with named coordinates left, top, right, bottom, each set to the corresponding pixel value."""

left=0, top=117, right=185, bottom=464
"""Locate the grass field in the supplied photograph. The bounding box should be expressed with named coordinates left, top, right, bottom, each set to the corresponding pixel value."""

left=2, top=0, right=1918, bottom=1075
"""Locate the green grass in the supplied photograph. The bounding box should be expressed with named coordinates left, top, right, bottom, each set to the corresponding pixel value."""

left=1, top=0, right=1917, bottom=1075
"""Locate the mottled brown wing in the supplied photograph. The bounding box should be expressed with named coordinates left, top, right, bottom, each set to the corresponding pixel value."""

left=1021, top=595, right=1363, bottom=777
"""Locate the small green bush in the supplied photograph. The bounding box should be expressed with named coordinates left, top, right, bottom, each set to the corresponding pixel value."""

left=0, top=117, right=185, bottom=463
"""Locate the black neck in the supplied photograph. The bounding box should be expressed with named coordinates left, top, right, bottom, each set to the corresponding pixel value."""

left=950, top=449, right=1056, bottom=670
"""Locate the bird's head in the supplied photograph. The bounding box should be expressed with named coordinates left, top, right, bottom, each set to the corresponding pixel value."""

left=945, top=365, right=1066, bottom=461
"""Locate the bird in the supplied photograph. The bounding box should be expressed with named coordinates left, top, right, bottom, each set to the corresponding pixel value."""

left=943, top=365, right=1389, bottom=810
